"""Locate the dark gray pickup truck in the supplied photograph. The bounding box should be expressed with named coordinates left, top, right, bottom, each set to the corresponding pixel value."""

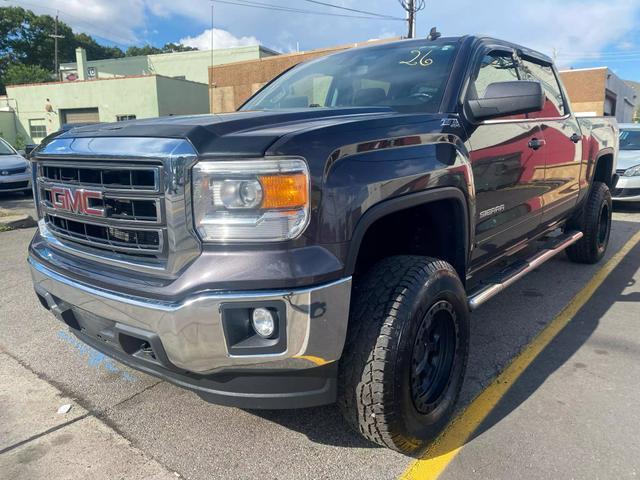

left=28, top=35, right=618, bottom=453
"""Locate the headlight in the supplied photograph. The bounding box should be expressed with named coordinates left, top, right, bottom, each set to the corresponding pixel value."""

left=624, top=164, right=640, bottom=177
left=192, top=158, right=310, bottom=242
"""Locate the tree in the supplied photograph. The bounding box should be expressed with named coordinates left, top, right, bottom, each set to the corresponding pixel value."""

left=4, top=63, right=52, bottom=86
left=125, top=43, right=197, bottom=57
left=74, top=33, right=124, bottom=60
left=162, top=43, right=198, bottom=53
left=0, top=6, right=198, bottom=93
left=0, top=6, right=125, bottom=92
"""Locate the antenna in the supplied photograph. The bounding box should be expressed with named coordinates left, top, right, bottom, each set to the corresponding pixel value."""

left=427, top=27, right=441, bottom=41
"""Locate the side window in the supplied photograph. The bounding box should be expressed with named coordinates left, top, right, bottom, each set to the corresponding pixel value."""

left=470, top=52, right=520, bottom=100
left=521, top=60, right=565, bottom=118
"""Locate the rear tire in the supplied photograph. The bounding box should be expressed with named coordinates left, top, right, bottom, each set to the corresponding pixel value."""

left=566, top=181, right=612, bottom=264
left=338, top=256, right=469, bottom=454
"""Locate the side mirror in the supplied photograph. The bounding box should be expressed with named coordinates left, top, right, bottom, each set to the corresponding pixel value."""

left=24, top=145, right=36, bottom=155
left=467, top=81, right=544, bottom=121
left=18, top=150, right=26, bottom=157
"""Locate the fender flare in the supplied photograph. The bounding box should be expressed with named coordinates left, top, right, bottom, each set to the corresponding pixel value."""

left=344, top=187, right=471, bottom=276
left=592, top=148, right=616, bottom=186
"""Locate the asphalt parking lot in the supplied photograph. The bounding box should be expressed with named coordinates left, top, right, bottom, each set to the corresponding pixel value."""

left=1, top=191, right=639, bottom=479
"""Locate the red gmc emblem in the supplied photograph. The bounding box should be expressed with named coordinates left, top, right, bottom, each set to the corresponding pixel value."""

left=50, top=187, right=105, bottom=217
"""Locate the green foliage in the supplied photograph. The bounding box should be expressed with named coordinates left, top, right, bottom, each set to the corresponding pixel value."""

left=4, top=63, right=52, bottom=86
left=0, top=6, right=198, bottom=93
left=125, top=43, right=198, bottom=57
left=15, top=133, right=26, bottom=150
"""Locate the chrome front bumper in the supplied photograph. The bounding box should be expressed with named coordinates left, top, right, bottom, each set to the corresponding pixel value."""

left=29, top=256, right=351, bottom=374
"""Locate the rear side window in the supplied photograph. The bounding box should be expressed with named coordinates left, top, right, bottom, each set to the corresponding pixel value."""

left=521, top=60, right=565, bottom=118
left=469, top=52, right=520, bottom=100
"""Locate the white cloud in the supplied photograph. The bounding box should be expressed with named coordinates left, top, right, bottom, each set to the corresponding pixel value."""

left=4, top=0, right=146, bottom=45
left=179, top=29, right=259, bottom=51
left=4, top=0, right=639, bottom=71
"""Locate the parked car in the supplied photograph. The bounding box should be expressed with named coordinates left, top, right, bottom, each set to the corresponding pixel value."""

left=28, top=35, right=618, bottom=454
left=0, top=137, right=32, bottom=195
left=612, top=123, right=640, bottom=203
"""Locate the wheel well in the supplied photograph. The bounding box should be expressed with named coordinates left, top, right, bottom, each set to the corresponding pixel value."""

left=352, top=198, right=467, bottom=283
left=593, top=153, right=614, bottom=187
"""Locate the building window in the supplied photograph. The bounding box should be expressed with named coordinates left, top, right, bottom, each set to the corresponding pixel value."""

left=116, top=114, right=136, bottom=121
left=29, top=119, right=47, bottom=139
left=604, top=90, right=617, bottom=117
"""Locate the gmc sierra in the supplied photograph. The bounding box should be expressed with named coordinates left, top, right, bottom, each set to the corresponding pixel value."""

left=28, top=35, right=618, bottom=454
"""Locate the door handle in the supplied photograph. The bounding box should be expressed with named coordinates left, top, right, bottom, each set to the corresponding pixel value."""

left=528, top=138, right=546, bottom=150
left=570, top=133, right=581, bottom=143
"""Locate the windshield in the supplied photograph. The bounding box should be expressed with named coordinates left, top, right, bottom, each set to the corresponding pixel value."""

left=619, top=129, right=640, bottom=151
left=242, top=41, right=459, bottom=113
left=0, top=138, right=17, bottom=155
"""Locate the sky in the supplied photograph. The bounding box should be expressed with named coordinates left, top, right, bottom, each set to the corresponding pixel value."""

left=6, top=0, right=640, bottom=81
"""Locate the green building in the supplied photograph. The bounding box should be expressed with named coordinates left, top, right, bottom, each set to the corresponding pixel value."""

left=4, top=74, right=209, bottom=145
left=59, top=45, right=278, bottom=85
left=0, top=45, right=279, bottom=146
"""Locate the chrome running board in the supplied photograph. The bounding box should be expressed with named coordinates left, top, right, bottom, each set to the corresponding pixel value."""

left=467, top=231, right=583, bottom=311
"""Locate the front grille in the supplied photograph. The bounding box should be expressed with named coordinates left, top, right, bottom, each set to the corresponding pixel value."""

left=0, top=166, right=27, bottom=175
left=42, top=189, right=160, bottom=223
left=46, top=214, right=161, bottom=255
left=37, top=160, right=165, bottom=258
left=0, top=181, right=29, bottom=190
left=616, top=169, right=626, bottom=175
left=40, top=163, right=159, bottom=191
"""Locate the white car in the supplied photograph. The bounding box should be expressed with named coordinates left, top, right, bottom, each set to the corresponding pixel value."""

left=0, top=137, right=32, bottom=195
left=613, top=123, right=640, bottom=203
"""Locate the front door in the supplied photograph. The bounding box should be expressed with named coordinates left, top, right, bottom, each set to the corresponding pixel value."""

left=465, top=50, right=547, bottom=270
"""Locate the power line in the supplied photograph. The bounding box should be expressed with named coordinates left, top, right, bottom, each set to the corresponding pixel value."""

left=7, top=0, right=132, bottom=46
left=212, top=0, right=405, bottom=20
left=300, top=0, right=403, bottom=20
left=398, top=0, right=426, bottom=38
left=559, top=52, right=640, bottom=59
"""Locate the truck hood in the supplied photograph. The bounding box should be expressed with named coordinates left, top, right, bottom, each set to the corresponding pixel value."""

left=59, top=108, right=403, bottom=157
left=617, top=150, right=640, bottom=171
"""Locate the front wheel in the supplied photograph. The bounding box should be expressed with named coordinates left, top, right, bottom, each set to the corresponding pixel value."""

left=338, top=256, right=469, bottom=454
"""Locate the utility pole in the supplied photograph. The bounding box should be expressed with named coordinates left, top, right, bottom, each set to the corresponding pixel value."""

left=48, top=12, right=64, bottom=81
left=408, top=0, right=415, bottom=38
left=398, top=0, right=425, bottom=38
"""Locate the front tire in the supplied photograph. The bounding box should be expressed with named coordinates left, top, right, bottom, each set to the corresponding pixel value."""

left=338, top=256, right=469, bottom=454
left=566, top=181, right=612, bottom=264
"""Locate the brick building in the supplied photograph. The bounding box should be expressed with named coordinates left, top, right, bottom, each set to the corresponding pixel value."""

left=559, top=67, right=637, bottom=123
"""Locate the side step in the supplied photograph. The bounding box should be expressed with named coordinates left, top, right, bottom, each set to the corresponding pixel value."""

left=467, top=231, right=583, bottom=311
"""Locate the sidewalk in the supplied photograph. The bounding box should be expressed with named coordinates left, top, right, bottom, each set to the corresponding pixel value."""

left=0, top=352, right=178, bottom=480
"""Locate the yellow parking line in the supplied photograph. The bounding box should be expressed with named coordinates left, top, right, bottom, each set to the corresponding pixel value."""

left=401, top=229, right=640, bottom=480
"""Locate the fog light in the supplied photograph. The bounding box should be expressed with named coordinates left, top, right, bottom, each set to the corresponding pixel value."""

left=252, top=308, right=276, bottom=338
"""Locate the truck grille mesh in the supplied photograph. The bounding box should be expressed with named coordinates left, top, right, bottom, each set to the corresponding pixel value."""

left=38, top=161, right=165, bottom=258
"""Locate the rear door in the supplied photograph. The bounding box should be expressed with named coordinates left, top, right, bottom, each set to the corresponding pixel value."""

left=520, top=59, right=582, bottom=227
left=466, top=50, right=547, bottom=269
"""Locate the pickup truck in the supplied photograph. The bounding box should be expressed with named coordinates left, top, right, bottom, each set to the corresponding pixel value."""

left=28, top=35, right=618, bottom=454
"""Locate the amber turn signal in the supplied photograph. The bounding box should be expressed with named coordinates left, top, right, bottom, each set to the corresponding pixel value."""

left=259, top=173, right=308, bottom=209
